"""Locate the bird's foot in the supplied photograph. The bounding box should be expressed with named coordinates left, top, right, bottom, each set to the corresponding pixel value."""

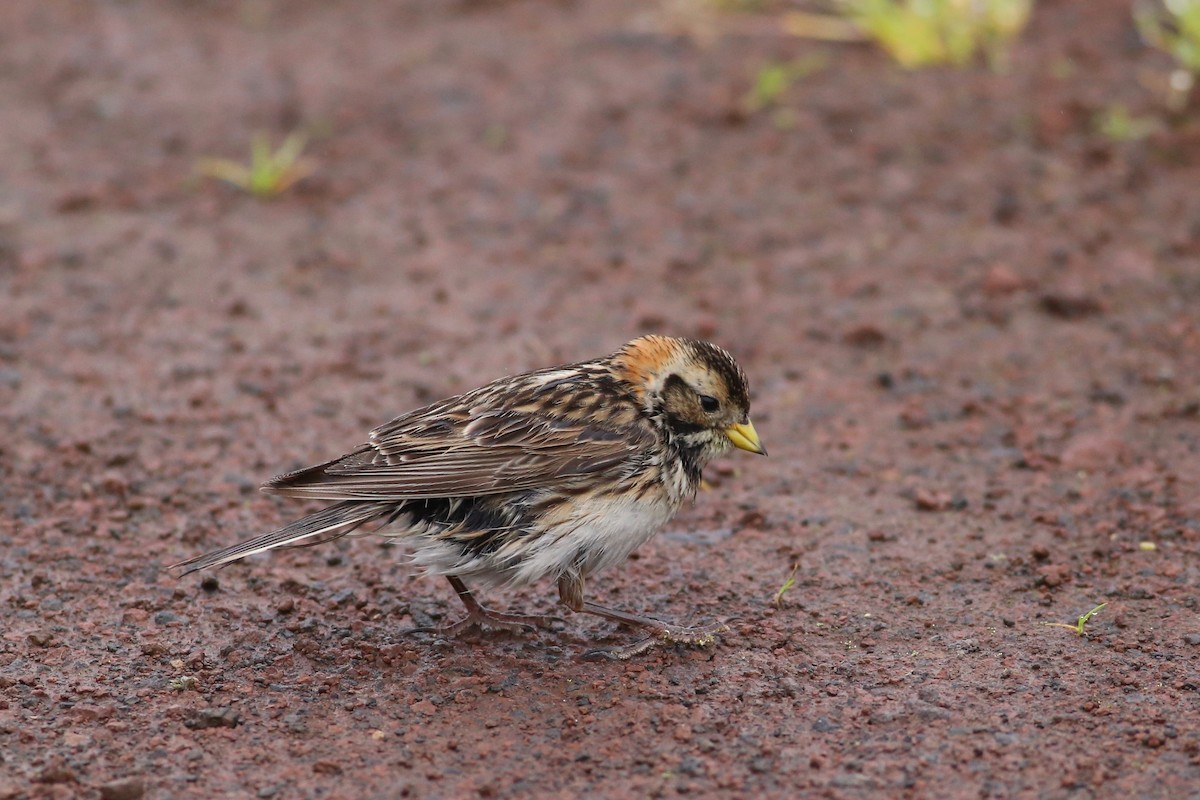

left=580, top=636, right=663, bottom=661
left=577, top=608, right=736, bottom=660
left=406, top=607, right=563, bottom=637
left=406, top=574, right=564, bottom=637
left=650, top=617, right=733, bottom=646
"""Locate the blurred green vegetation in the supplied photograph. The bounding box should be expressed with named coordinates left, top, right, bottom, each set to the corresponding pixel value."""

left=843, top=0, right=1032, bottom=70
left=1094, top=104, right=1162, bottom=142
left=744, top=53, right=830, bottom=113
left=1136, top=0, right=1200, bottom=109
left=195, top=131, right=313, bottom=199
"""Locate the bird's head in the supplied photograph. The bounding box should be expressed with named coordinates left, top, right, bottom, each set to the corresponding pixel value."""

left=613, top=335, right=765, bottom=460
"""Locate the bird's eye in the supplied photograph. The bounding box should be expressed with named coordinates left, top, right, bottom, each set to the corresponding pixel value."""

left=699, top=395, right=720, bottom=413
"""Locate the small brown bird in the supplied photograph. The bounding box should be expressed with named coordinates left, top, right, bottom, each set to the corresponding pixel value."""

left=173, top=335, right=765, bottom=658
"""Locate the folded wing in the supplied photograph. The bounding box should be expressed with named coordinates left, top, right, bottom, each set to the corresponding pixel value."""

left=263, top=406, right=646, bottom=501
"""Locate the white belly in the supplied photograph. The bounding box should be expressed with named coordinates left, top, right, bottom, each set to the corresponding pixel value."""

left=505, top=493, right=678, bottom=586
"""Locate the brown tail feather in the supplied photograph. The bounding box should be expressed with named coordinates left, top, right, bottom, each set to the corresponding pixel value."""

left=169, top=500, right=395, bottom=575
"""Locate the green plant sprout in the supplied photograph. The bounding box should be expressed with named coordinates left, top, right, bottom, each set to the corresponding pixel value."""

left=1136, top=0, right=1200, bottom=109
left=1094, top=104, right=1162, bottom=141
left=744, top=54, right=829, bottom=113
left=842, top=0, right=1033, bottom=70
left=773, top=563, right=799, bottom=606
left=195, top=131, right=313, bottom=198
left=1044, top=602, right=1107, bottom=636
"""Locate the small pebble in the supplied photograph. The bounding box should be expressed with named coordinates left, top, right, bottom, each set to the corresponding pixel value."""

left=99, top=777, right=146, bottom=800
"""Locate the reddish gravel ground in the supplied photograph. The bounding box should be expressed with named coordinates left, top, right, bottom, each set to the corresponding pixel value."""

left=3, top=1, right=1200, bottom=798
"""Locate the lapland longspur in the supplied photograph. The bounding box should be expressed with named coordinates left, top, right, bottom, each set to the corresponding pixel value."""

left=174, top=335, right=765, bottom=659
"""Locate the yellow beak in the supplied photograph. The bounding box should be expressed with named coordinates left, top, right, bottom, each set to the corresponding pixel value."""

left=726, top=420, right=767, bottom=455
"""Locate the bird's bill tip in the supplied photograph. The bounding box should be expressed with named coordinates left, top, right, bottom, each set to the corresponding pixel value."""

left=726, top=420, right=766, bottom=455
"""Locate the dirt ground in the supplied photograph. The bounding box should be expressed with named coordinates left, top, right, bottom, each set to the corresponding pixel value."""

left=2, top=0, right=1200, bottom=797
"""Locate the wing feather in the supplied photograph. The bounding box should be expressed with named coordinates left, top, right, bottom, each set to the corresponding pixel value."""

left=263, top=400, right=647, bottom=501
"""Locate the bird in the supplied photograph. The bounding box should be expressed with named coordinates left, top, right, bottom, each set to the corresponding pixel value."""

left=172, top=335, right=765, bottom=659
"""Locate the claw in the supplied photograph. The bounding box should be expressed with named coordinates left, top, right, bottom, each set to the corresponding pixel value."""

left=653, top=618, right=733, bottom=646
left=579, top=637, right=662, bottom=661
left=577, top=619, right=734, bottom=660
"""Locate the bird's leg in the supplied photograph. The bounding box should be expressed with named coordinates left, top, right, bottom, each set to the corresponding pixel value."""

left=557, top=573, right=731, bottom=660
left=580, top=602, right=730, bottom=644
left=407, top=575, right=561, bottom=637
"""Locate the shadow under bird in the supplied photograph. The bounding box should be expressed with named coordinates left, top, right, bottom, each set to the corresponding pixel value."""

left=173, top=335, right=765, bottom=659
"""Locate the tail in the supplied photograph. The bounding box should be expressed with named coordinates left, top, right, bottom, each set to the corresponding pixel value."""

left=169, top=500, right=396, bottom=575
